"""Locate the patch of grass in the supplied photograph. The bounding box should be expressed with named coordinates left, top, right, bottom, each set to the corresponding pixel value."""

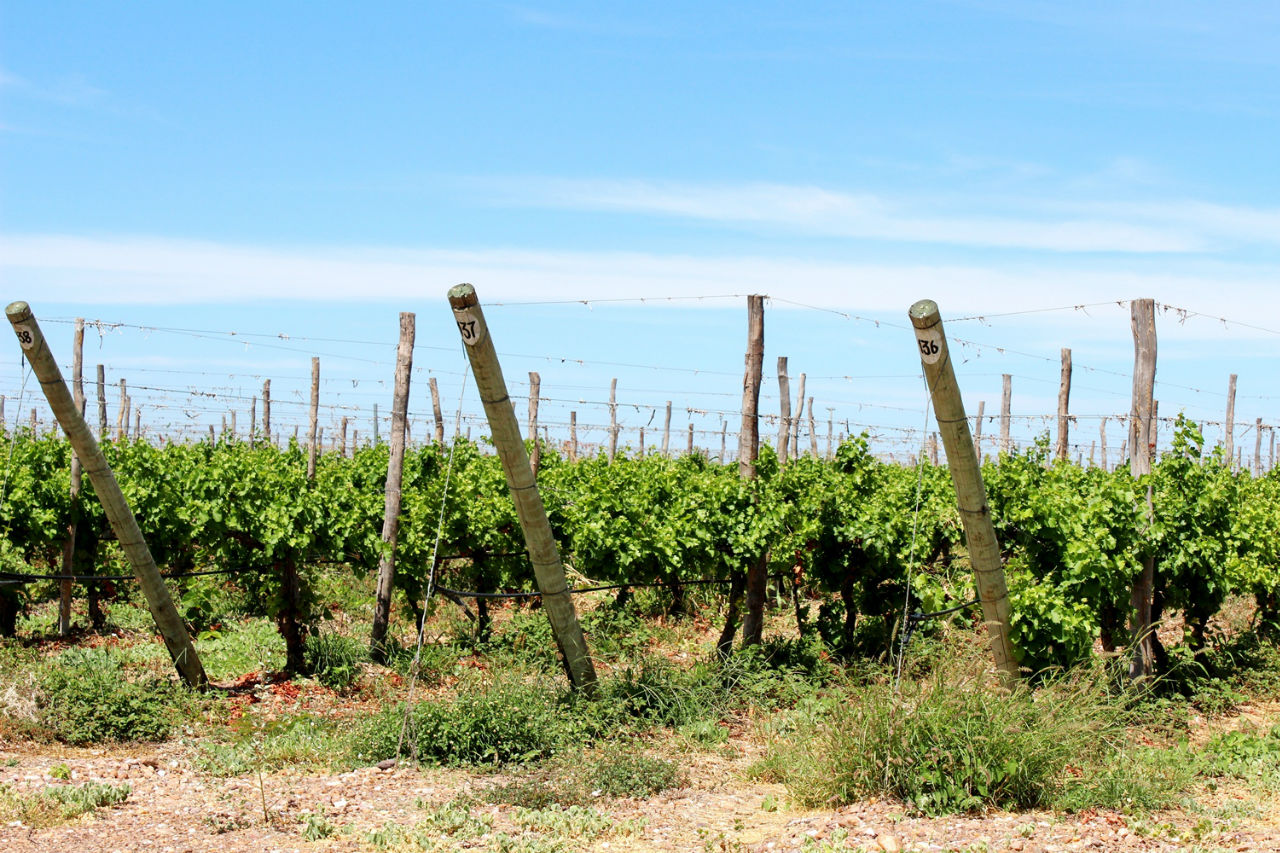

left=1198, top=724, right=1280, bottom=786
left=763, top=655, right=1139, bottom=815
left=587, top=748, right=684, bottom=797
left=485, top=747, right=683, bottom=806
left=304, top=630, right=367, bottom=690
left=0, top=781, right=130, bottom=828
left=38, top=647, right=200, bottom=744
left=196, top=713, right=350, bottom=775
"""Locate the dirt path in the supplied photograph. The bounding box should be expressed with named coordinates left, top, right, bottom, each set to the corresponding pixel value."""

left=3, top=735, right=1278, bottom=853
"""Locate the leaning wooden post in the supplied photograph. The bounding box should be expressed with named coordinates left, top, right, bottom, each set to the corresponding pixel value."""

left=7, top=302, right=207, bottom=687
left=371, top=312, right=415, bottom=660
left=447, top=284, right=597, bottom=693
left=1224, top=374, right=1237, bottom=462
left=57, top=318, right=86, bottom=637
left=429, top=377, right=445, bottom=445
left=735, top=295, right=767, bottom=649
left=909, top=299, right=1019, bottom=685
left=1055, top=347, right=1072, bottom=461
left=1000, top=374, right=1012, bottom=455
left=607, top=379, right=618, bottom=463
left=1128, top=298, right=1157, bottom=680
left=307, top=358, right=320, bottom=480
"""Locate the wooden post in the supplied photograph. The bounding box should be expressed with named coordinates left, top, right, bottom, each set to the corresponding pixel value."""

left=339, top=416, right=349, bottom=457
left=928, top=432, right=940, bottom=466
left=262, top=379, right=271, bottom=441
left=687, top=422, right=694, bottom=455
left=807, top=396, right=818, bottom=458
left=661, top=401, right=672, bottom=458
left=57, top=319, right=86, bottom=637
left=1000, top=374, right=1012, bottom=455
left=249, top=397, right=257, bottom=448
left=569, top=411, right=578, bottom=462
left=1255, top=418, right=1264, bottom=477
left=826, top=409, right=834, bottom=459
left=1129, top=299, right=1157, bottom=680
left=116, top=380, right=126, bottom=441
left=307, top=358, right=320, bottom=480
left=7, top=302, right=206, bottom=687
left=30, top=408, right=37, bottom=434
left=1271, top=427, right=1276, bottom=472
left=1055, top=348, right=1072, bottom=461
left=447, top=284, right=596, bottom=693
left=777, top=357, right=791, bottom=464
left=909, top=299, right=1019, bottom=685
left=230, top=410, right=237, bottom=441
left=429, top=377, right=445, bottom=445
left=973, top=400, right=985, bottom=464
left=96, top=365, right=106, bottom=439
left=371, top=313, right=415, bottom=660
left=1089, top=440, right=1096, bottom=467
left=527, top=371, right=541, bottom=475
left=134, top=407, right=141, bottom=440
left=1224, top=374, right=1238, bottom=462
left=720, top=422, right=727, bottom=463
left=639, top=427, right=645, bottom=458
left=1100, top=417, right=1109, bottom=473
left=736, top=295, right=767, bottom=649
left=791, top=373, right=805, bottom=460
left=607, top=379, right=618, bottom=463
left=208, top=424, right=215, bottom=443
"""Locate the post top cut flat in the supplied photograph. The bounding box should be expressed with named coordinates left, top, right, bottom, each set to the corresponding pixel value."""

left=5, top=301, right=32, bottom=322
left=447, top=283, right=477, bottom=308
left=909, top=299, right=940, bottom=329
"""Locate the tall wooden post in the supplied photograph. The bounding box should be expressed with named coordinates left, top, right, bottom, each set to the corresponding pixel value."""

left=737, top=295, right=767, bottom=649
left=307, top=358, right=320, bottom=480
left=639, top=427, right=645, bottom=458
left=1224, top=374, right=1238, bottom=462
left=249, top=397, right=257, bottom=448
left=447, top=284, right=596, bottom=693
left=527, top=371, right=541, bottom=475
left=720, top=422, right=727, bottom=463
left=687, top=422, right=694, bottom=455
left=230, top=409, right=237, bottom=442
left=777, top=357, right=791, bottom=464
left=1100, top=417, right=1109, bottom=473
left=607, top=379, right=618, bottom=463
left=1129, top=299, right=1157, bottom=680
left=1255, top=418, right=1263, bottom=477
left=116, top=379, right=127, bottom=441
left=909, top=299, right=1019, bottom=684
left=262, top=379, right=271, bottom=442
left=662, top=401, right=672, bottom=457
left=96, top=365, right=106, bottom=439
left=57, top=319, right=86, bottom=637
left=973, top=400, right=986, bottom=464
left=791, top=373, right=806, bottom=460
left=339, top=416, right=349, bottom=457
left=1055, top=348, right=1072, bottom=461
left=371, top=313, right=415, bottom=660
left=1270, top=427, right=1276, bottom=472
left=569, top=411, right=578, bottom=462
left=7, top=302, right=206, bottom=687
left=807, top=396, right=818, bottom=457
left=1000, top=374, right=1012, bottom=455
left=428, top=377, right=445, bottom=445
left=826, top=410, right=834, bottom=459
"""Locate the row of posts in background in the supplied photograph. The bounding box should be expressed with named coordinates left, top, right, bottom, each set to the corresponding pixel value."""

left=5, top=367, right=1278, bottom=476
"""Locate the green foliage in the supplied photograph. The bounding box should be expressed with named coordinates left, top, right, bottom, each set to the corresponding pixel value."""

left=586, top=748, right=684, bottom=797
left=38, top=647, right=197, bottom=744
left=0, top=781, right=130, bottom=827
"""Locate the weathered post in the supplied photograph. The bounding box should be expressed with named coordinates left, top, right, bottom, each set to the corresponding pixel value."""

left=826, top=409, right=834, bottom=459
left=791, top=373, right=805, bottom=460
left=777, top=357, right=791, bottom=464
left=807, top=396, right=818, bottom=457
left=607, top=379, right=618, bottom=463
left=720, top=422, right=727, bottom=463
left=527, top=371, right=541, bottom=475
left=736, top=295, right=767, bottom=649
left=371, top=313, right=415, bottom=660
left=429, top=377, right=445, bottom=445
left=447, top=284, right=596, bottom=693
left=687, top=422, right=694, bottom=455
left=96, top=365, right=106, bottom=438
left=1255, top=418, right=1264, bottom=477
left=1055, top=348, right=1072, bottom=461
left=339, top=416, right=349, bottom=458
left=973, top=400, right=986, bottom=464
left=1129, top=299, right=1157, bottom=680
left=249, top=397, right=257, bottom=448
left=569, top=411, right=578, bottom=462
left=116, top=379, right=127, bottom=441
left=307, top=358, right=320, bottom=480
left=1000, top=374, right=1012, bottom=455
left=909, top=299, right=1019, bottom=685
left=1100, top=417, right=1109, bottom=473
left=661, top=401, right=672, bottom=458
left=262, top=379, right=271, bottom=441
left=1224, top=374, right=1237, bottom=463
left=57, top=319, right=86, bottom=636
left=7, top=302, right=206, bottom=687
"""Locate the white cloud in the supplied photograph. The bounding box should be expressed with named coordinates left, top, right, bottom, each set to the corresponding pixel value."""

left=480, top=178, right=1205, bottom=253
left=4, top=233, right=1280, bottom=341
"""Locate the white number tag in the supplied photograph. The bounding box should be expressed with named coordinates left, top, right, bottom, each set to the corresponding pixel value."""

left=915, top=327, right=944, bottom=365
left=453, top=309, right=483, bottom=347
left=13, top=323, right=36, bottom=351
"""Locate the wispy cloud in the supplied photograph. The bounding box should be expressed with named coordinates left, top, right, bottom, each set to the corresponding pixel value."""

left=4, top=233, right=1279, bottom=340
left=475, top=177, right=1205, bottom=253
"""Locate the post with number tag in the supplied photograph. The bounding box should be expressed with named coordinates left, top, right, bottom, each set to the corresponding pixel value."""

left=908, top=299, right=1019, bottom=685
left=446, top=284, right=597, bottom=695
left=5, top=301, right=207, bottom=688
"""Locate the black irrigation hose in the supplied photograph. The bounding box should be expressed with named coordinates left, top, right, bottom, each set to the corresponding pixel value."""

left=433, top=573, right=788, bottom=600
left=899, top=595, right=982, bottom=653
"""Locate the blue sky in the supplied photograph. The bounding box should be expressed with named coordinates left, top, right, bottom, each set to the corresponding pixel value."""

left=3, top=2, right=1279, bottom=460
